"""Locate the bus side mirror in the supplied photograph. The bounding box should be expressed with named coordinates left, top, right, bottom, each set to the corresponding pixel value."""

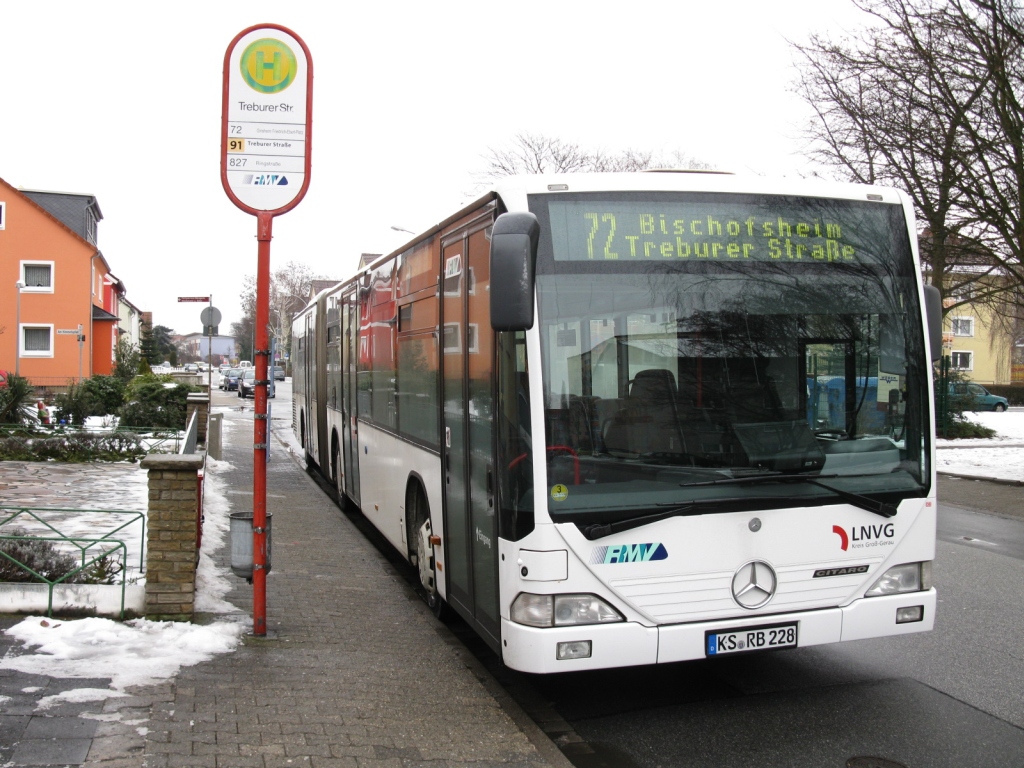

left=923, top=284, right=942, bottom=361
left=490, top=212, right=540, bottom=332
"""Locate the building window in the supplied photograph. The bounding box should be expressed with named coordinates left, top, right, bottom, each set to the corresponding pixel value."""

left=950, top=351, right=973, bottom=370
left=443, top=322, right=461, bottom=354
left=950, top=317, right=974, bottom=337
left=20, top=325, right=54, bottom=357
left=20, top=261, right=55, bottom=293
left=0, top=201, right=5, bottom=229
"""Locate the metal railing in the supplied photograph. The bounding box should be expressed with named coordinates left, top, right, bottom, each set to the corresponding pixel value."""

left=182, top=409, right=199, bottom=455
left=0, top=505, right=147, bottom=619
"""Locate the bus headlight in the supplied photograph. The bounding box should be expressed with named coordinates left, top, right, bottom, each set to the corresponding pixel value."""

left=865, top=562, right=931, bottom=596
left=511, top=593, right=624, bottom=627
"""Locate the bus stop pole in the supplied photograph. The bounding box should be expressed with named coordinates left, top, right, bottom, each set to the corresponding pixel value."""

left=252, top=210, right=273, bottom=636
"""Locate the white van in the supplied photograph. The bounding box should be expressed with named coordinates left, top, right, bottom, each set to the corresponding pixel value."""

left=238, top=360, right=252, bottom=369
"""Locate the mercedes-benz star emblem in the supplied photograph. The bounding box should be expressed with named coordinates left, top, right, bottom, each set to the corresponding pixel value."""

left=731, top=560, right=777, bottom=609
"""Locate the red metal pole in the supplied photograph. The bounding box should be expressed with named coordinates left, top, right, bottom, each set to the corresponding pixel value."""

left=253, top=211, right=273, bottom=636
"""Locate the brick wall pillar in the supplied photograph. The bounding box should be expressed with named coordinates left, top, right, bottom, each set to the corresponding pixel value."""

left=186, top=393, right=210, bottom=444
left=141, top=453, right=204, bottom=621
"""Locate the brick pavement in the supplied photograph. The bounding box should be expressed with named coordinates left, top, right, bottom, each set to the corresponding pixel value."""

left=137, top=398, right=570, bottom=768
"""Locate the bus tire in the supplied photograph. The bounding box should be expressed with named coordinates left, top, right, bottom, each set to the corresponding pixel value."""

left=333, top=435, right=346, bottom=511
left=408, top=483, right=445, bottom=618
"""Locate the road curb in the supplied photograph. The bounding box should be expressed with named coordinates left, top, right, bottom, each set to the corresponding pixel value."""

left=937, top=470, right=1024, bottom=487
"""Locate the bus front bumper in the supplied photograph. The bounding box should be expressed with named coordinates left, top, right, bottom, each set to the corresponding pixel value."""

left=500, top=589, right=936, bottom=674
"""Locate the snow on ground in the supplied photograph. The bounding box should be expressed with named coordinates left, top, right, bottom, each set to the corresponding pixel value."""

left=0, top=456, right=245, bottom=706
left=935, top=409, right=1024, bottom=482
left=195, top=457, right=241, bottom=614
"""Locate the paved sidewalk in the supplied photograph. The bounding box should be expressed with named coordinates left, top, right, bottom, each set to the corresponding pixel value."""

left=137, top=400, right=567, bottom=768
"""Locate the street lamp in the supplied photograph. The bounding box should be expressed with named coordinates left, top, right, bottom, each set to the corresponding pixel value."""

left=390, top=225, right=414, bottom=234
left=14, top=280, right=23, bottom=377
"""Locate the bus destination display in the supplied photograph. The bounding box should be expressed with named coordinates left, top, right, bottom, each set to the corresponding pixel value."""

left=547, top=198, right=892, bottom=264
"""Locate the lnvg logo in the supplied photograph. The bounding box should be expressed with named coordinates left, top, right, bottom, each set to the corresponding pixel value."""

left=240, top=38, right=298, bottom=94
left=590, top=543, right=668, bottom=565
left=833, top=523, right=895, bottom=551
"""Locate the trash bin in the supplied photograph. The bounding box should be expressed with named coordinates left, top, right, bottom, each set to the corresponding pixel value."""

left=230, top=512, right=272, bottom=581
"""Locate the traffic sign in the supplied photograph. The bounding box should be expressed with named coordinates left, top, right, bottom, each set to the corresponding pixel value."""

left=178, top=296, right=210, bottom=302
left=200, top=307, right=223, bottom=327
left=221, top=25, right=313, bottom=216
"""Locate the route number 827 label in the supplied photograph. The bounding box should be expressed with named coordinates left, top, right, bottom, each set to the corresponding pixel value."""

left=705, top=622, right=798, bottom=656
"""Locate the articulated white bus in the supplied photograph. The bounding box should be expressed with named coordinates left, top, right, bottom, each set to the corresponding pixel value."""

left=293, top=172, right=943, bottom=673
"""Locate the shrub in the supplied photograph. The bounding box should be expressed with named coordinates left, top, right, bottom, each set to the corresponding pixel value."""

left=0, top=529, right=125, bottom=585
left=0, top=432, right=145, bottom=463
left=0, top=530, right=80, bottom=583
left=0, top=374, right=35, bottom=425
left=54, top=376, right=127, bottom=425
left=53, top=381, right=92, bottom=425
left=119, top=376, right=198, bottom=428
left=938, top=417, right=996, bottom=439
left=83, top=376, right=126, bottom=416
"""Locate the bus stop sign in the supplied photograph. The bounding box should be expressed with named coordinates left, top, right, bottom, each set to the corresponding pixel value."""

left=221, top=24, right=312, bottom=216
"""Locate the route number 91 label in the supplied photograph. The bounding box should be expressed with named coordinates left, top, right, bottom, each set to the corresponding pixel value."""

left=706, top=622, right=798, bottom=656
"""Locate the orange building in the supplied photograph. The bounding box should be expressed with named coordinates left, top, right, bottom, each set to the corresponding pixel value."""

left=1, top=178, right=124, bottom=385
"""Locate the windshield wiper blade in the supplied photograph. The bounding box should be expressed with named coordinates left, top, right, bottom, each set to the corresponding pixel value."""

left=581, top=502, right=697, bottom=540
left=800, top=478, right=898, bottom=518
left=680, top=472, right=897, bottom=518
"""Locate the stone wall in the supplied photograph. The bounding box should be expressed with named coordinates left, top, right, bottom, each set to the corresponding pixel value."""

left=140, top=453, right=204, bottom=621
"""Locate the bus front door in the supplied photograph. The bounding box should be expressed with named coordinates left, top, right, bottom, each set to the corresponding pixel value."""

left=441, top=220, right=499, bottom=647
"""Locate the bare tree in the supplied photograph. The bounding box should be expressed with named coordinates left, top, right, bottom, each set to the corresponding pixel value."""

left=235, top=261, right=328, bottom=365
left=478, top=132, right=711, bottom=181
left=793, top=0, right=1024, bottom=322
left=946, top=0, right=1024, bottom=301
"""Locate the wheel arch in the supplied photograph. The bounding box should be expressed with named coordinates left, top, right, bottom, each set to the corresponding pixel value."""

left=405, top=471, right=431, bottom=551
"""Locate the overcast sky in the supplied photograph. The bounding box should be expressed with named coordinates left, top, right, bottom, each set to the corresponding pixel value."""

left=2, top=0, right=867, bottom=335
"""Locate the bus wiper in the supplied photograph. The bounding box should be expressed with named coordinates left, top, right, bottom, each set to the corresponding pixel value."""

left=581, top=502, right=698, bottom=540
left=679, top=472, right=897, bottom=518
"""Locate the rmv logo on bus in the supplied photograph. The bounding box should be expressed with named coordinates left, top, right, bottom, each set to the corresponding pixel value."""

left=590, top=543, right=668, bottom=565
left=832, top=523, right=895, bottom=551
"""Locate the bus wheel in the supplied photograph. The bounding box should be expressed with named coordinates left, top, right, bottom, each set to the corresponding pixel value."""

left=409, top=487, right=445, bottom=618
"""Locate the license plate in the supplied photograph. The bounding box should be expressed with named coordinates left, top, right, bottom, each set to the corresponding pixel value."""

left=705, top=622, right=798, bottom=656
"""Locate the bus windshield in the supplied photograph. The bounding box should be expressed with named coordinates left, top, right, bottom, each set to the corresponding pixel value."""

left=527, top=191, right=930, bottom=524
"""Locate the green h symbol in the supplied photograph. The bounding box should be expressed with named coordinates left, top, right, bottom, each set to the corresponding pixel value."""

left=255, top=51, right=281, bottom=82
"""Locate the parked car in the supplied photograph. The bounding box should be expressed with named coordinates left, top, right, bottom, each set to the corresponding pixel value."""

left=238, top=369, right=275, bottom=399
left=219, top=363, right=231, bottom=373
left=0, top=370, right=8, bottom=388
left=183, top=363, right=198, bottom=373
left=273, top=366, right=286, bottom=381
left=948, top=382, right=1009, bottom=412
left=222, top=368, right=241, bottom=391
left=238, top=369, right=255, bottom=398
